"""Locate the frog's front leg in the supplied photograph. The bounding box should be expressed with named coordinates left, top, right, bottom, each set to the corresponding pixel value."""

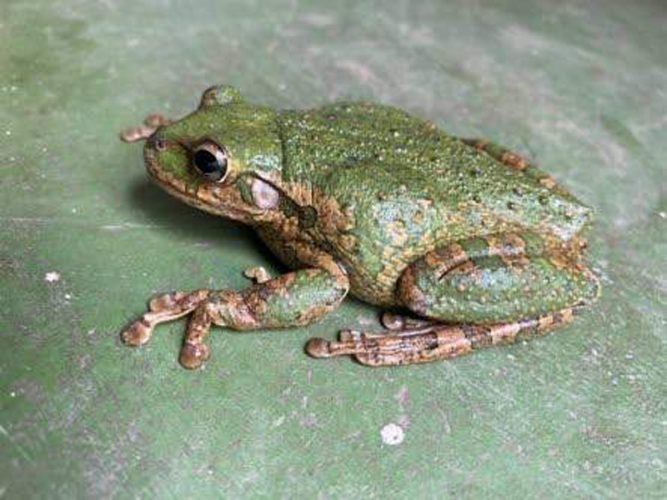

left=122, top=261, right=349, bottom=369
left=308, top=232, right=599, bottom=366
left=119, top=113, right=172, bottom=143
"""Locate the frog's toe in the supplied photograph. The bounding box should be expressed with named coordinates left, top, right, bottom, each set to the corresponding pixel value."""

left=305, top=337, right=333, bottom=358
left=243, top=266, right=272, bottom=284
left=143, top=113, right=171, bottom=128
left=381, top=312, right=405, bottom=330
left=119, top=125, right=156, bottom=143
left=179, top=342, right=210, bottom=369
left=121, top=319, right=153, bottom=346
left=149, top=291, right=188, bottom=312
left=119, top=114, right=171, bottom=143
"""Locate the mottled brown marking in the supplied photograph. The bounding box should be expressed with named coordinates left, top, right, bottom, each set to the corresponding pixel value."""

left=537, top=314, right=555, bottom=330
left=435, top=243, right=468, bottom=268
left=488, top=233, right=526, bottom=260
left=339, top=234, right=357, bottom=251
left=307, top=305, right=579, bottom=366
left=467, top=139, right=488, bottom=150
left=424, top=251, right=444, bottom=268
left=500, top=151, right=528, bottom=170
left=548, top=254, right=571, bottom=270
left=396, top=267, right=428, bottom=314
left=539, top=176, right=557, bottom=189
left=448, top=260, right=477, bottom=276
left=505, top=254, right=531, bottom=269
left=314, top=191, right=355, bottom=235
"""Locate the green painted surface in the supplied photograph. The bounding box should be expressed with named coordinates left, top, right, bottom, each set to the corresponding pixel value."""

left=1, top=0, right=665, bottom=497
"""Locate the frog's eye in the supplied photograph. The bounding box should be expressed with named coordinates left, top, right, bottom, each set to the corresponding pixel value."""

left=199, top=85, right=242, bottom=108
left=192, top=142, right=228, bottom=182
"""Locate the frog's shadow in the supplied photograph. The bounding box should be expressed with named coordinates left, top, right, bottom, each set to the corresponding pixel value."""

left=128, top=177, right=285, bottom=270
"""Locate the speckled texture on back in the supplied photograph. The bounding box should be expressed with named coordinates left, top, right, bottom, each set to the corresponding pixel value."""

left=277, top=103, right=593, bottom=304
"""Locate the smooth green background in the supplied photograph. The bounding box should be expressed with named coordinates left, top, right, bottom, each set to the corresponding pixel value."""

left=1, top=0, right=665, bottom=498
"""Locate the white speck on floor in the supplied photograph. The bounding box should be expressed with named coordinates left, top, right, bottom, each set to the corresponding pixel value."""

left=44, top=271, right=60, bottom=282
left=380, top=423, right=404, bottom=446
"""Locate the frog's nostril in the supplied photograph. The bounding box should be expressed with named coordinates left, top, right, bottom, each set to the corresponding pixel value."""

left=148, top=136, right=167, bottom=151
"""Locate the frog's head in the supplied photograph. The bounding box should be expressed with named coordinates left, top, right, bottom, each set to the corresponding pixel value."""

left=140, top=85, right=283, bottom=223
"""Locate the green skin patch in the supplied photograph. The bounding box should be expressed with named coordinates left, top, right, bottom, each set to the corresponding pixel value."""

left=120, top=85, right=600, bottom=369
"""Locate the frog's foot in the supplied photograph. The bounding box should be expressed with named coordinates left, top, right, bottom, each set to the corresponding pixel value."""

left=178, top=300, right=216, bottom=369
left=121, top=289, right=209, bottom=346
left=119, top=113, right=172, bottom=143
left=307, top=307, right=579, bottom=366
left=243, top=266, right=272, bottom=284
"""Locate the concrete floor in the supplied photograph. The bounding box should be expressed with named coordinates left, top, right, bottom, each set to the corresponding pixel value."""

left=1, top=0, right=665, bottom=497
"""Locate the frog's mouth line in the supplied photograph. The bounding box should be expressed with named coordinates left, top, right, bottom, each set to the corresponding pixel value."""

left=143, top=142, right=266, bottom=224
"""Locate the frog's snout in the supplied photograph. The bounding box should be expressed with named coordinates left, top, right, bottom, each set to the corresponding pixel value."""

left=145, top=134, right=168, bottom=152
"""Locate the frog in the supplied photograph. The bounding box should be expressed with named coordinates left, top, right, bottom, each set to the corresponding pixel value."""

left=119, top=84, right=600, bottom=369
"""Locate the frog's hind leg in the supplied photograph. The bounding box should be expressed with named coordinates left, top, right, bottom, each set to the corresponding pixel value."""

left=307, top=232, right=599, bottom=366
left=398, top=232, right=599, bottom=324
left=461, top=138, right=567, bottom=194
left=306, top=307, right=580, bottom=366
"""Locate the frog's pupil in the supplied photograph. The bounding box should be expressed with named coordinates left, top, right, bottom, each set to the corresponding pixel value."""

left=193, top=149, right=226, bottom=180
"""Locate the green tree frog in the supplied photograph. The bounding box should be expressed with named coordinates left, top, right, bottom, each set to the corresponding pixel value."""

left=120, top=85, right=599, bottom=369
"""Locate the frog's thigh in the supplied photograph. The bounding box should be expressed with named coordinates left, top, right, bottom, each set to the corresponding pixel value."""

left=397, top=233, right=599, bottom=323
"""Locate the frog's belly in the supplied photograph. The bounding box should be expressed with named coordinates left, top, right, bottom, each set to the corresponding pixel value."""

left=345, top=263, right=406, bottom=307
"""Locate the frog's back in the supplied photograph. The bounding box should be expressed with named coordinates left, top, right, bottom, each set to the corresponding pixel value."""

left=276, top=103, right=592, bottom=305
